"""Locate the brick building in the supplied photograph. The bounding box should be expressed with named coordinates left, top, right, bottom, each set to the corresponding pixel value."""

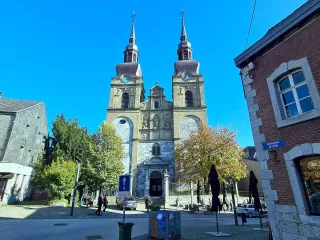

left=0, top=98, right=48, bottom=204
left=234, top=0, right=320, bottom=239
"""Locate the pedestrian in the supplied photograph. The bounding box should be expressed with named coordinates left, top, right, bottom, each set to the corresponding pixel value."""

left=95, top=195, right=103, bottom=216
left=103, top=194, right=108, bottom=212
left=145, top=196, right=152, bottom=212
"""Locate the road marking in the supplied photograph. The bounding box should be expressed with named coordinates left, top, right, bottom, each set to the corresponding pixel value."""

left=85, top=235, right=104, bottom=240
left=53, top=223, right=68, bottom=226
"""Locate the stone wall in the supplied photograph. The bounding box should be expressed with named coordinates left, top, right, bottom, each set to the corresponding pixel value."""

left=2, top=103, right=48, bottom=167
left=0, top=114, right=14, bottom=161
left=112, top=117, right=133, bottom=174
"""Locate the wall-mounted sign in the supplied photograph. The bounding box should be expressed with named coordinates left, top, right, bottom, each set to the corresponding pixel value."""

left=263, top=140, right=285, bottom=150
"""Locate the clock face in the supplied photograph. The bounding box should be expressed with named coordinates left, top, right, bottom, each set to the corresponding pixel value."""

left=121, top=75, right=131, bottom=83
left=183, top=73, right=192, bottom=81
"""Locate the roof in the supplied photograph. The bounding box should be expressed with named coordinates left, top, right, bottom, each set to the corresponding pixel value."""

left=234, top=0, right=320, bottom=67
left=0, top=98, right=41, bottom=113
left=243, top=146, right=256, bottom=158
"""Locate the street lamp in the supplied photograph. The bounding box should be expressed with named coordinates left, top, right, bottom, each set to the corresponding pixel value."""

left=229, top=177, right=238, bottom=226
left=70, top=161, right=81, bottom=216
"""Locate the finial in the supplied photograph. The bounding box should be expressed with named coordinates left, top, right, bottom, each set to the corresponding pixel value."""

left=131, top=11, right=137, bottom=23
left=155, top=81, right=159, bottom=86
left=179, top=9, right=185, bottom=20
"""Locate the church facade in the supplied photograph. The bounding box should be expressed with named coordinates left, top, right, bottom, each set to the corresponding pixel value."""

left=107, top=17, right=207, bottom=197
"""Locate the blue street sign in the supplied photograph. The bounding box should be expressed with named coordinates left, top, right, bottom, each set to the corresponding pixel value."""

left=263, top=140, right=285, bottom=150
left=119, top=175, right=130, bottom=192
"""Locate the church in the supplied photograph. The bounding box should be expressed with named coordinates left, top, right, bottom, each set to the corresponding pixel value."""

left=106, top=15, right=207, bottom=197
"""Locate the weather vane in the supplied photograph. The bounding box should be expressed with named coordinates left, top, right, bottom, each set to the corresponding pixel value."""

left=179, top=9, right=185, bottom=20
left=131, top=11, right=137, bottom=23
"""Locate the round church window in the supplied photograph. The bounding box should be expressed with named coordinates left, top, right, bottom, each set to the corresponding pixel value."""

left=120, top=119, right=127, bottom=124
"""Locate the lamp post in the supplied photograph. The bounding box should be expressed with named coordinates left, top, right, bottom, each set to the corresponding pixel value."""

left=229, top=178, right=238, bottom=226
left=70, top=161, right=81, bottom=216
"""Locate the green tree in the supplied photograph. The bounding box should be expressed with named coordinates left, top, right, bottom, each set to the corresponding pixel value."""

left=175, top=125, right=247, bottom=193
left=52, top=114, right=91, bottom=163
left=37, top=157, right=76, bottom=200
left=82, top=122, right=124, bottom=193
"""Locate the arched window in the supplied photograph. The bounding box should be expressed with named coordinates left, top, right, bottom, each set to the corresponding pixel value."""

left=154, top=101, right=159, bottom=109
left=121, top=93, right=129, bottom=108
left=133, top=53, right=137, bottom=62
left=152, top=143, right=160, bottom=156
left=185, top=91, right=193, bottom=107
left=126, top=52, right=132, bottom=62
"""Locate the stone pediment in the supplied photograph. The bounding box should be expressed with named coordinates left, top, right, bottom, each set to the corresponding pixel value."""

left=144, top=157, right=168, bottom=166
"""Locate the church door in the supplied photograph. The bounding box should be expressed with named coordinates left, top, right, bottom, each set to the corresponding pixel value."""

left=149, top=171, right=162, bottom=197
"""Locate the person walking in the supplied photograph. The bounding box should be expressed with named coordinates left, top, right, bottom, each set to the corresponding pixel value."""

left=95, top=195, right=103, bottom=216
left=145, top=196, right=152, bottom=212
left=103, top=195, right=108, bottom=212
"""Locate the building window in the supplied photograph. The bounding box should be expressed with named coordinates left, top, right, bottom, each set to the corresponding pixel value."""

left=278, top=70, right=314, bottom=118
left=185, top=91, right=193, bottom=107
left=152, top=143, right=160, bottom=156
left=133, top=53, right=137, bottom=62
left=296, top=156, right=320, bottom=215
left=266, top=57, right=320, bottom=128
left=121, top=93, right=129, bottom=109
left=154, top=101, right=159, bottom=109
left=183, top=50, right=188, bottom=59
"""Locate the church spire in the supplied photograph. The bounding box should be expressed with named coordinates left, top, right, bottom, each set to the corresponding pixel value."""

left=177, top=9, right=192, bottom=61
left=124, top=12, right=139, bottom=63
left=180, top=12, right=187, bottom=42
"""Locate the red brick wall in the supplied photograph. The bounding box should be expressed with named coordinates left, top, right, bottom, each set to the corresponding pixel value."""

left=251, top=16, right=320, bottom=205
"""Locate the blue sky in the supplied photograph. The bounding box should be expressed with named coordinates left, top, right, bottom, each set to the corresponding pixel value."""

left=0, top=0, right=306, bottom=147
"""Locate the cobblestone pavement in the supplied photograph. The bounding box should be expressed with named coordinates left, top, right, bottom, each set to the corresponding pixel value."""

left=133, top=223, right=269, bottom=240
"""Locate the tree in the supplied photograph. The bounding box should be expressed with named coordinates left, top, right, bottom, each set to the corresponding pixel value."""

left=175, top=125, right=247, bottom=193
left=32, top=157, right=76, bottom=200
left=82, top=122, right=124, bottom=193
left=51, top=114, right=91, bottom=163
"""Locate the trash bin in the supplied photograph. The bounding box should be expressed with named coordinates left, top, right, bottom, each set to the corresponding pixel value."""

left=118, top=222, right=134, bottom=240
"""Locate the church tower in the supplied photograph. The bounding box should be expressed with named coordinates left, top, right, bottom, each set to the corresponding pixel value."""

left=106, top=14, right=144, bottom=176
left=172, top=12, right=207, bottom=141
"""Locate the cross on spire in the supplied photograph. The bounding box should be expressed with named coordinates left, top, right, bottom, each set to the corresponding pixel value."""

left=131, top=11, right=137, bottom=23
left=179, top=9, right=185, bottom=20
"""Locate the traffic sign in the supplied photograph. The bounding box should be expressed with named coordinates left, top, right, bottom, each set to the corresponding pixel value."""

left=263, top=140, right=285, bottom=150
left=119, top=175, right=130, bottom=192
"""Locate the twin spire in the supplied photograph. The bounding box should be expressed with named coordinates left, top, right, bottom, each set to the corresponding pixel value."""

left=123, top=10, right=193, bottom=63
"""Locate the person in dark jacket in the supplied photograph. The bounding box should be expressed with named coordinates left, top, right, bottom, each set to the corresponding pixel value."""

left=145, top=196, right=152, bottom=212
left=95, top=196, right=103, bottom=216
left=103, top=195, right=108, bottom=212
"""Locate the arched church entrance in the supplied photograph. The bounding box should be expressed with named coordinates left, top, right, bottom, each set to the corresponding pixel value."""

left=149, top=171, right=162, bottom=197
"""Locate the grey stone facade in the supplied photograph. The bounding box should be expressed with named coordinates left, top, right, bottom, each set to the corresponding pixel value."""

left=107, top=18, right=207, bottom=197
left=0, top=98, right=48, bottom=204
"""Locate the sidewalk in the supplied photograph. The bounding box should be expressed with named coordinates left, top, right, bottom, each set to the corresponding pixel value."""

left=134, top=224, right=269, bottom=240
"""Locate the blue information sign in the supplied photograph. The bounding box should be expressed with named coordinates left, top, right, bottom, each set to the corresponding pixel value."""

left=263, top=140, right=285, bottom=150
left=119, top=175, right=130, bottom=192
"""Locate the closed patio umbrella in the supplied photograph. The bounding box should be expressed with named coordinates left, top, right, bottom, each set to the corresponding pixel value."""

left=249, top=171, right=263, bottom=229
left=209, top=164, right=220, bottom=233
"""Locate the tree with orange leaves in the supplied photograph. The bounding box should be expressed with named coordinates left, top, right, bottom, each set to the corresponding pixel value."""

left=175, top=125, right=247, bottom=193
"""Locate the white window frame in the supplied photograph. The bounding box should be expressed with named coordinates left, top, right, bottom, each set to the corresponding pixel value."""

left=267, top=57, right=320, bottom=128
left=277, top=70, right=314, bottom=118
